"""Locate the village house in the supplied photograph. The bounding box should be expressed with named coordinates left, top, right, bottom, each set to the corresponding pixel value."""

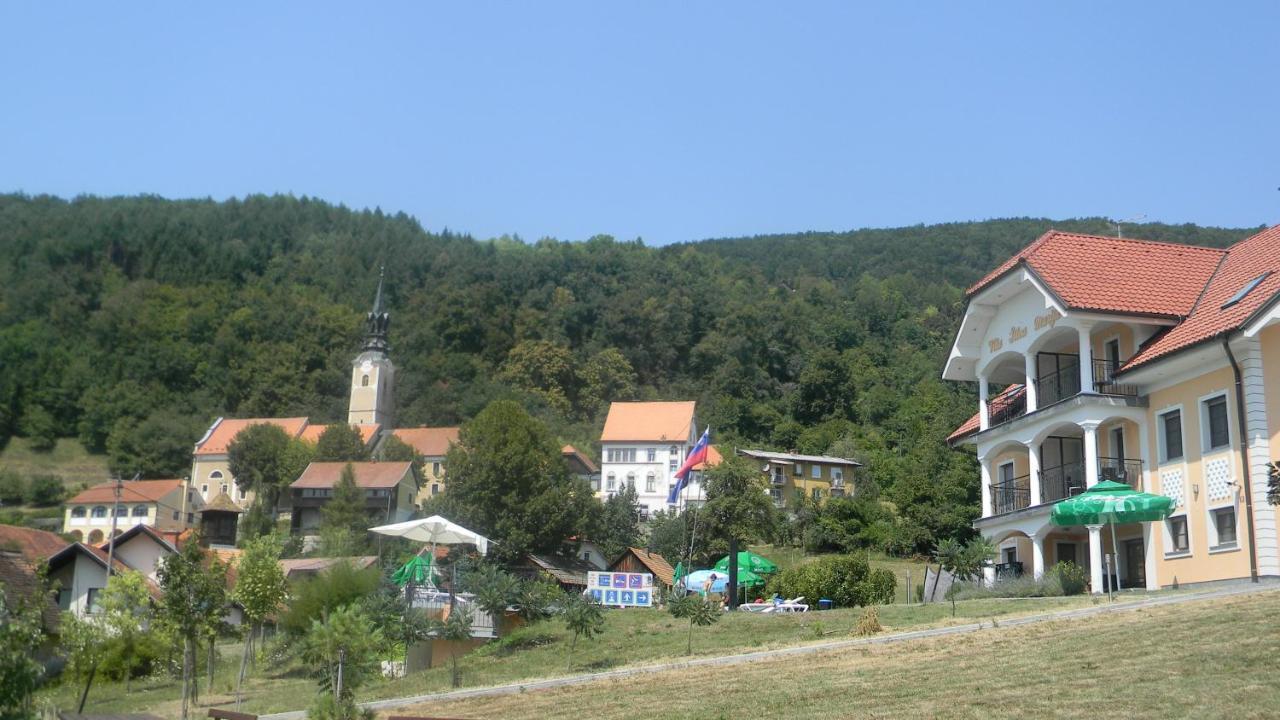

left=392, top=426, right=460, bottom=503
left=736, top=449, right=862, bottom=508
left=598, top=401, right=698, bottom=518
left=608, top=546, right=675, bottom=592
left=62, top=478, right=199, bottom=542
left=562, top=444, right=601, bottom=488
left=287, top=461, right=417, bottom=534
left=945, top=227, right=1280, bottom=591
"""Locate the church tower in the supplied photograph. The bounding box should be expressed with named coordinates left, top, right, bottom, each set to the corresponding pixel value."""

left=348, top=268, right=395, bottom=428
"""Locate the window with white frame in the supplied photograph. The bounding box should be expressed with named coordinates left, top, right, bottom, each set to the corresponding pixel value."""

left=1159, top=409, right=1184, bottom=462
left=645, top=472, right=656, bottom=493
left=669, top=446, right=679, bottom=471
left=132, top=505, right=148, bottom=517
left=607, top=448, right=637, bottom=463
left=1210, top=507, right=1237, bottom=549
left=626, top=472, right=636, bottom=488
left=1166, top=515, right=1189, bottom=554
left=1202, top=395, right=1230, bottom=452
left=91, top=506, right=107, bottom=518
left=606, top=473, right=616, bottom=491
left=832, top=468, right=844, bottom=484
left=811, top=465, right=822, bottom=479
left=793, top=463, right=802, bottom=476
left=432, top=462, right=441, bottom=476
left=647, top=448, right=656, bottom=463
left=811, top=487, right=822, bottom=501
left=71, top=506, right=86, bottom=518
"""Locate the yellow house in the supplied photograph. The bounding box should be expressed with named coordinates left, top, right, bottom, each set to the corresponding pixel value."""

left=945, top=227, right=1280, bottom=592
left=736, top=449, right=860, bottom=507
left=62, top=479, right=198, bottom=543
left=391, top=426, right=460, bottom=505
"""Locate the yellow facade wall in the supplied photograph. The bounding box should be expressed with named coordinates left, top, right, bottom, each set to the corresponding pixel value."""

left=1146, top=364, right=1250, bottom=585
left=1090, top=323, right=1137, bottom=364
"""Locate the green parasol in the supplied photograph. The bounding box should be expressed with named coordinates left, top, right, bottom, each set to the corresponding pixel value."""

left=391, top=554, right=440, bottom=587
left=1051, top=480, right=1174, bottom=592
left=713, top=551, right=779, bottom=575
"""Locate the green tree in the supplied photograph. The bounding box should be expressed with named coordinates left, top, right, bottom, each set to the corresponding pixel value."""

left=0, top=468, right=25, bottom=506
left=577, top=347, right=637, bottom=415
left=444, top=400, right=595, bottom=562
left=592, top=482, right=641, bottom=562
left=377, top=434, right=423, bottom=465
left=561, top=591, right=604, bottom=670
left=0, top=578, right=47, bottom=719
left=318, top=464, right=369, bottom=555
left=19, top=405, right=56, bottom=452
left=98, top=570, right=154, bottom=692
left=935, top=537, right=996, bottom=617
left=466, top=564, right=520, bottom=639
left=281, top=561, right=380, bottom=637
left=700, top=454, right=777, bottom=601
left=228, top=424, right=314, bottom=539
left=301, top=605, right=381, bottom=720
left=25, top=474, right=64, bottom=507
left=497, top=340, right=578, bottom=414
left=231, top=535, right=287, bottom=705
left=61, top=612, right=109, bottom=713
left=105, top=408, right=206, bottom=478
left=667, top=591, right=719, bottom=655
left=156, top=538, right=229, bottom=720
left=314, top=425, right=370, bottom=462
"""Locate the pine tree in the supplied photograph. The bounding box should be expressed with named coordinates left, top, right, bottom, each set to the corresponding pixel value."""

left=319, top=464, right=369, bottom=555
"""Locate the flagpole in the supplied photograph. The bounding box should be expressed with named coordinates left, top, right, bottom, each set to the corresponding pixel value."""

left=682, top=427, right=709, bottom=588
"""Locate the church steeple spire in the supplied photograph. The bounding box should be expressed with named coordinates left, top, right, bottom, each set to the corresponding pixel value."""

left=362, top=266, right=390, bottom=354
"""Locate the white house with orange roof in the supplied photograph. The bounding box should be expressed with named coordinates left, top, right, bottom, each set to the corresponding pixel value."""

left=62, top=478, right=199, bottom=543
left=944, top=226, right=1280, bottom=593
left=191, top=416, right=309, bottom=507
left=599, top=401, right=698, bottom=518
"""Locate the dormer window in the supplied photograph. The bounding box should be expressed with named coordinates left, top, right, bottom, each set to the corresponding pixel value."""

left=1221, top=271, right=1271, bottom=309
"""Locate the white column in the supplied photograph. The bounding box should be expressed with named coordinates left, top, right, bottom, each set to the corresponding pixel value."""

left=1236, top=337, right=1280, bottom=577
left=1082, top=421, right=1100, bottom=488
left=978, top=374, right=990, bottom=431
left=1028, top=441, right=1042, bottom=506
left=1031, top=531, right=1047, bottom=580
left=1024, top=353, right=1038, bottom=412
left=980, top=458, right=992, bottom=518
left=1077, top=325, right=1094, bottom=392
left=1088, top=525, right=1104, bottom=594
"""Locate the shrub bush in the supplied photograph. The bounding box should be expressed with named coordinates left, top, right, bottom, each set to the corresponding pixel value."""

left=0, top=468, right=25, bottom=505
left=26, top=474, right=64, bottom=506
left=281, top=560, right=380, bottom=637
left=767, top=554, right=896, bottom=608
left=1048, top=561, right=1086, bottom=596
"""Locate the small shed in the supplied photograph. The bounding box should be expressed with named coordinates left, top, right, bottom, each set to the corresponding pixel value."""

left=511, top=553, right=597, bottom=592
left=609, top=547, right=675, bottom=590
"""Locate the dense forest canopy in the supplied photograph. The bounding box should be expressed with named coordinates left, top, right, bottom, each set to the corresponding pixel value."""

left=0, top=193, right=1254, bottom=548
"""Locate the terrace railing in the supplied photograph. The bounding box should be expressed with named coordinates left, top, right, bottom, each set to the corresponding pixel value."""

left=988, top=385, right=1028, bottom=427
left=1035, top=362, right=1082, bottom=406
left=1092, top=359, right=1139, bottom=397
left=1098, top=456, right=1144, bottom=490
left=1040, top=461, right=1086, bottom=503
left=992, top=474, right=1031, bottom=514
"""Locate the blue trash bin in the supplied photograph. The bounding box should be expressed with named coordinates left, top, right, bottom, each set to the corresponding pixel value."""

left=818, top=598, right=833, bottom=610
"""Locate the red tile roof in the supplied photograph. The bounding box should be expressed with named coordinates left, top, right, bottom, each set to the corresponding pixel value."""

left=947, top=384, right=1024, bottom=444
left=194, top=417, right=309, bottom=455
left=290, top=461, right=414, bottom=489
left=968, top=231, right=1226, bottom=317
left=600, top=402, right=696, bottom=442
left=1124, top=224, right=1280, bottom=370
left=0, top=523, right=68, bottom=563
left=67, top=479, right=185, bottom=505
left=561, top=445, right=599, bottom=474
left=298, top=423, right=381, bottom=445
left=692, top=444, right=724, bottom=471
left=392, top=427, right=460, bottom=457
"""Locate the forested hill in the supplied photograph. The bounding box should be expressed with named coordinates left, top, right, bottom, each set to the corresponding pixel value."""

left=0, top=193, right=1255, bottom=548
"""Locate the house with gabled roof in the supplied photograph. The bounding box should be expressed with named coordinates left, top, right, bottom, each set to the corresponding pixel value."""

left=62, top=478, right=198, bottom=543
left=943, top=226, right=1280, bottom=592
left=598, top=401, right=698, bottom=518
left=287, top=461, right=417, bottom=534
left=391, top=426, right=460, bottom=504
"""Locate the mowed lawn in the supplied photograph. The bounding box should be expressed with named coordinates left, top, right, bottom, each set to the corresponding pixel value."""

left=41, top=594, right=1116, bottom=717
left=392, top=589, right=1280, bottom=720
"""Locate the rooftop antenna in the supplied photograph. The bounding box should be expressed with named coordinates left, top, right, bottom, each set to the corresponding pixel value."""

left=1110, top=214, right=1147, bottom=239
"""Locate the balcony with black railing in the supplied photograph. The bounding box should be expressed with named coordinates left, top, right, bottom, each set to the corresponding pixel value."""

left=1040, top=461, right=1086, bottom=504
left=1091, top=359, right=1140, bottom=397
left=987, top=385, right=1028, bottom=427
left=1035, top=361, right=1082, bottom=406
left=992, top=474, right=1031, bottom=514
left=1098, top=456, right=1144, bottom=490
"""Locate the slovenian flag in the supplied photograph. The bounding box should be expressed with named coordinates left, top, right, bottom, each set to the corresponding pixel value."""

left=667, top=427, right=710, bottom=504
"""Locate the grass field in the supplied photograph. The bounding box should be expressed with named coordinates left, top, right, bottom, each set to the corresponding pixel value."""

left=40, top=592, right=1140, bottom=717
left=395, top=589, right=1280, bottom=720
left=0, top=437, right=110, bottom=490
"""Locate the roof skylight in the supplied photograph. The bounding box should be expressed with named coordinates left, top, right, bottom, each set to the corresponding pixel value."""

left=1221, top=271, right=1272, bottom=309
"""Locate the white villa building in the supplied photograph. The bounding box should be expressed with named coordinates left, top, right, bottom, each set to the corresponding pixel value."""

left=945, top=227, right=1280, bottom=593
left=598, top=401, right=698, bottom=518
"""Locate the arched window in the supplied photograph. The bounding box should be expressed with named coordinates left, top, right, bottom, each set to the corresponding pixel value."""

left=87, top=529, right=104, bottom=544
left=71, top=506, right=86, bottom=518
left=91, top=506, right=107, bottom=518
left=645, top=472, right=656, bottom=493
left=362, top=374, right=370, bottom=387
left=606, top=473, right=616, bottom=491
left=114, top=506, right=128, bottom=517
left=132, top=505, right=148, bottom=517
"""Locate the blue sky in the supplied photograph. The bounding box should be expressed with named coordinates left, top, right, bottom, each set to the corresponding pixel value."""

left=2, top=2, right=1277, bottom=245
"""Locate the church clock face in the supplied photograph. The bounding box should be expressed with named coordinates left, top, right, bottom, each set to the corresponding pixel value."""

left=360, top=360, right=373, bottom=373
